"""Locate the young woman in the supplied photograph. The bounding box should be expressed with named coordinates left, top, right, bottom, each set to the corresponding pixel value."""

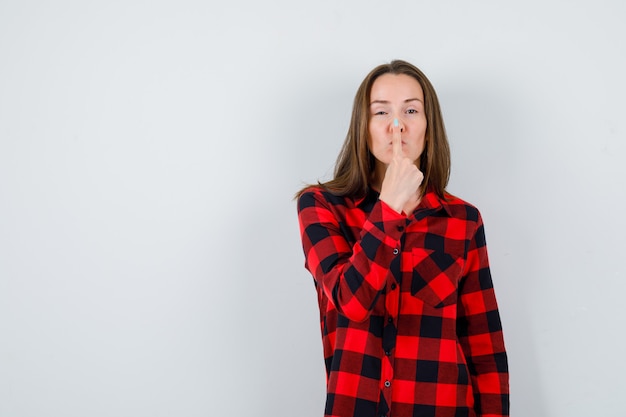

left=296, top=60, right=509, bottom=417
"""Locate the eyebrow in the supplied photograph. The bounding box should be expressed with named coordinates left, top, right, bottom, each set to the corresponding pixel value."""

left=370, top=98, right=423, bottom=105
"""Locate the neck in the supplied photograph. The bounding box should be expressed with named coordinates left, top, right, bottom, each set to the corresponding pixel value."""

left=370, top=163, right=387, bottom=192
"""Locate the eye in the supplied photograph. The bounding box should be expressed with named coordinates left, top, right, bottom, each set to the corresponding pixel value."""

left=373, top=110, right=387, bottom=116
left=406, top=109, right=418, bottom=114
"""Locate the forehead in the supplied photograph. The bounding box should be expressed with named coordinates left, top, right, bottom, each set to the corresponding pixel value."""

left=370, top=73, right=424, bottom=100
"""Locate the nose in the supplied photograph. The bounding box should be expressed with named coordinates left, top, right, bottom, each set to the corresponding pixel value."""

left=391, top=117, right=404, bottom=132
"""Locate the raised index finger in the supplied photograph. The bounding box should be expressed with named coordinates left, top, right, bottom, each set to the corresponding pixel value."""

left=392, top=118, right=403, bottom=158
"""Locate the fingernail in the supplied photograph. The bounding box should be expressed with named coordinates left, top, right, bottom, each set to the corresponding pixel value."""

left=393, top=118, right=399, bottom=127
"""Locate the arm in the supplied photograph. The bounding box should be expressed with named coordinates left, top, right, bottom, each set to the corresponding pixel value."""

left=457, top=212, right=509, bottom=417
left=297, top=189, right=405, bottom=322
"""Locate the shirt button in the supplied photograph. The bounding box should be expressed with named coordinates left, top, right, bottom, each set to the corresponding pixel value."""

left=385, top=350, right=391, bottom=356
left=396, top=225, right=404, bottom=232
left=391, top=283, right=396, bottom=290
left=387, top=317, right=393, bottom=323
left=384, top=380, right=391, bottom=388
left=393, top=248, right=399, bottom=255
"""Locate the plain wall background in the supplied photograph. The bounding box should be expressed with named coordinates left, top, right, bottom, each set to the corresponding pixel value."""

left=1, top=1, right=625, bottom=416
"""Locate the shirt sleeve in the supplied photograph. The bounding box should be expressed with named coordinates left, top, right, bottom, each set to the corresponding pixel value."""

left=297, top=189, right=405, bottom=322
left=457, top=211, right=510, bottom=417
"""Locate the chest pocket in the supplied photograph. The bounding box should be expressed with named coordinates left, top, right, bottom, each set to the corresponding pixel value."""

left=411, top=248, right=463, bottom=308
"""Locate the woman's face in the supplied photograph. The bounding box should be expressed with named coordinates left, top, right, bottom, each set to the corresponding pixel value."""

left=367, top=73, right=427, bottom=168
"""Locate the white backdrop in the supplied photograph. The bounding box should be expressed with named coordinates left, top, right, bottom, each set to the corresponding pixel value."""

left=1, top=1, right=625, bottom=416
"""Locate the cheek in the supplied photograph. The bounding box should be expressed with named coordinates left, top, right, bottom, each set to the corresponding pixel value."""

left=370, top=123, right=388, bottom=142
left=367, top=126, right=380, bottom=147
left=412, top=122, right=427, bottom=142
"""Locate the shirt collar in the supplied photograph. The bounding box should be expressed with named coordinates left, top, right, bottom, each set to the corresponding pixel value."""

left=419, top=189, right=453, bottom=217
left=354, top=187, right=379, bottom=210
left=354, top=187, right=452, bottom=217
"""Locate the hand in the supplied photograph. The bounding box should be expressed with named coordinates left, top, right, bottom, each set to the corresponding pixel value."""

left=378, top=123, right=424, bottom=214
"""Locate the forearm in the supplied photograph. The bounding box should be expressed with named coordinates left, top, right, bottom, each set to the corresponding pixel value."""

left=457, top=218, right=509, bottom=416
left=298, top=191, right=405, bottom=321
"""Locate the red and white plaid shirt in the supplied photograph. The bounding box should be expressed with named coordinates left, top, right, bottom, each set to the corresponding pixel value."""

left=297, top=186, right=509, bottom=417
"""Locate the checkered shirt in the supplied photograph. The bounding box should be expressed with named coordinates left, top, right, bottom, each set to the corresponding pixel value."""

left=297, top=187, right=509, bottom=417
